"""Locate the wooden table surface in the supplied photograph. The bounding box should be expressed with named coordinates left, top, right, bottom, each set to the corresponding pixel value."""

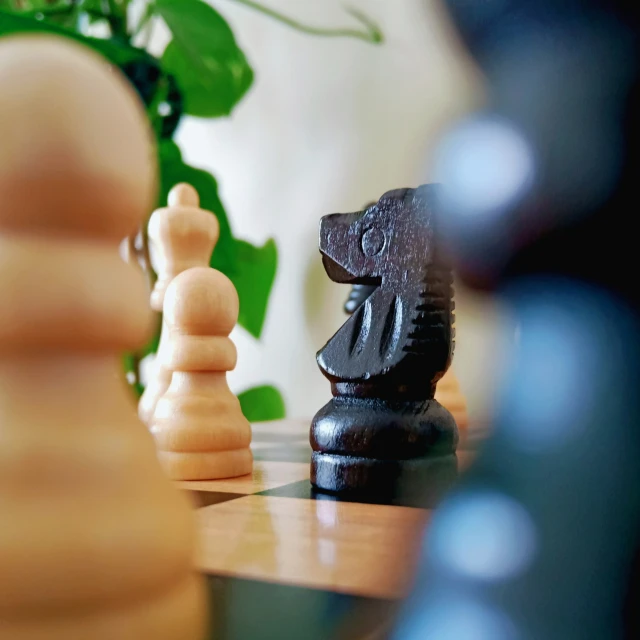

left=179, top=419, right=480, bottom=640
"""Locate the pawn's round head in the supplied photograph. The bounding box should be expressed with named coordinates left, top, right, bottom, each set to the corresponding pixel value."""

left=164, top=267, right=239, bottom=337
left=0, top=34, right=155, bottom=239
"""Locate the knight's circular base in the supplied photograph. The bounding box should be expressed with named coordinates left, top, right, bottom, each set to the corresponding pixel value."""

left=311, top=396, right=458, bottom=459
left=310, top=451, right=458, bottom=503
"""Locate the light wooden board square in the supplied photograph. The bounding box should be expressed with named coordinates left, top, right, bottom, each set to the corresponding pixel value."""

left=195, top=495, right=429, bottom=599
left=178, top=461, right=310, bottom=495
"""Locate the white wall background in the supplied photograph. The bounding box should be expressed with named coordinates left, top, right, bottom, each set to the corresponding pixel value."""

left=167, top=0, right=508, bottom=422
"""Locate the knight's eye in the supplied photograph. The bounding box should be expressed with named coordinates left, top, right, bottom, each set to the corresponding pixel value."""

left=361, top=227, right=385, bottom=256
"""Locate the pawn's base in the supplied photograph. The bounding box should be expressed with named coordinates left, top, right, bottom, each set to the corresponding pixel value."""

left=159, top=448, right=253, bottom=481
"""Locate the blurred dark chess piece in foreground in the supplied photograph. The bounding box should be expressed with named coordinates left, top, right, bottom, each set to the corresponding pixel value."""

left=311, top=186, right=458, bottom=496
left=394, top=1, right=640, bottom=639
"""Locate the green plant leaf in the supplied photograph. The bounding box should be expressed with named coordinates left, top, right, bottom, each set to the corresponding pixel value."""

left=0, top=9, right=151, bottom=67
left=238, top=385, right=285, bottom=422
left=232, top=238, right=277, bottom=339
left=153, top=0, right=253, bottom=117
left=141, top=314, right=162, bottom=358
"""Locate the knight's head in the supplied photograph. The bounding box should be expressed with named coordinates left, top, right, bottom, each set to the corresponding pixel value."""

left=319, top=186, right=440, bottom=287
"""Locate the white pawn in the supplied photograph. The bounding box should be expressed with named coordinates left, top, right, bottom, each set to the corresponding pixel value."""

left=139, top=184, right=219, bottom=425
left=0, top=34, right=206, bottom=639
left=151, top=267, right=253, bottom=480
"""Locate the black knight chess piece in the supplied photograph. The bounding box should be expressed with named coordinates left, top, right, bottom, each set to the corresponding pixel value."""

left=311, top=185, right=458, bottom=495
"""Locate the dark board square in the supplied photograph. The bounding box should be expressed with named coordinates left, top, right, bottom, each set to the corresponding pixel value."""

left=256, top=469, right=457, bottom=509
left=205, top=575, right=398, bottom=640
left=187, top=491, right=247, bottom=508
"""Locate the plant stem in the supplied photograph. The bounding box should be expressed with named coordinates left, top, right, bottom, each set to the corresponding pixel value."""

left=224, top=0, right=383, bottom=43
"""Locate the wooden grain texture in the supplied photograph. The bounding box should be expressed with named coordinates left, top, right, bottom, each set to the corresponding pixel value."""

left=195, top=495, right=429, bottom=599
left=178, top=419, right=480, bottom=605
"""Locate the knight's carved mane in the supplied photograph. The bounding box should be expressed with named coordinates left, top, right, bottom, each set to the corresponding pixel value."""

left=403, top=261, right=454, bottom=356
left=374, top=187, right=454, bottom=358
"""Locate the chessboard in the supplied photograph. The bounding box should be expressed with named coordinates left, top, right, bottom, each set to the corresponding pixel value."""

left=178, top=419, right=483, bottom=640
